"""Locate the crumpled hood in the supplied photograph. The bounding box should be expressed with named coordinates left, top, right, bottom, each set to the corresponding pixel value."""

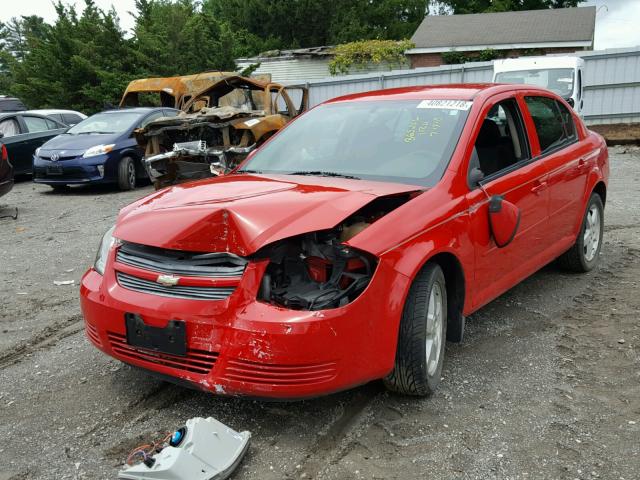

left=145, top=106, right=263, bottom=130
left=115, top=174, right=421, bottom=255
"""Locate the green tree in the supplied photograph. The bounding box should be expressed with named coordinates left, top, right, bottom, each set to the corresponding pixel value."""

left=132, top=0, right=236, bottom=77
left=203, top=0, right=428, bottom=54
left=0, top=16, right=48, bottom=95
left=10, top=1, right=138, bottom=112
left=437, top=0, right=578, bottom=14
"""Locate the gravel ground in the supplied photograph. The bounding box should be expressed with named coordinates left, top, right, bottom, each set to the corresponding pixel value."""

left=1, top=147, right=639, bottom=480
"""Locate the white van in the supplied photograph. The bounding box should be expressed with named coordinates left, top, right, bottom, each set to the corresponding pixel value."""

left=493, top=56, right=585, bottom=115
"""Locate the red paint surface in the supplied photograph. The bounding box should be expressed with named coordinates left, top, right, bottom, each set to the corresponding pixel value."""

left=81, top=84, right=608, bottom=398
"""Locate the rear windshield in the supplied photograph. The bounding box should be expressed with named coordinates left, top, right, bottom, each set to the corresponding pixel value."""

left=239, top=99, right=470, bottom=186
left=67, top=111, right=142, bottom=134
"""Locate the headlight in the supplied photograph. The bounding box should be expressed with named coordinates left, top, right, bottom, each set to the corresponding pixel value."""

left=94, top=225, right=117, bottom=275
left=35, top=147, right=41, bottom=156
left=83, top=144, right=115, bottom=158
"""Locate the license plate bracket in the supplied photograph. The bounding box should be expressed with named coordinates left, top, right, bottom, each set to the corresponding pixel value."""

left=46, top=165, right=63, bottom=175
left=125, top=313, right=187, bottom=356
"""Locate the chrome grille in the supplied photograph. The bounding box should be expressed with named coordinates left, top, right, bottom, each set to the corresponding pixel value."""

left=116, top=272, right=235, bottom=300
left=116, top=242, right=246, bottom=278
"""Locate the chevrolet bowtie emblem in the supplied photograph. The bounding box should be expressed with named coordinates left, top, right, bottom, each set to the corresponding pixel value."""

left=157, top=274, right=180, bottom=286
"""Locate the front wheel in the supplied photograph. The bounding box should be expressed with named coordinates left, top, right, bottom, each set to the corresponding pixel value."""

left=117, top=156, right=136, bottom=191
left=558, top=193, right=604, bottom=272
left=384, top=263, right=447, bottom=396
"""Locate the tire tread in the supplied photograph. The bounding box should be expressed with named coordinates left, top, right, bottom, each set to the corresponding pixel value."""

left=384, top=264, right=446, bottom=396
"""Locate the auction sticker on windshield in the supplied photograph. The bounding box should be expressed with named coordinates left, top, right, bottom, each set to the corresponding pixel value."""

left=417, top=99, right=473, bottom=110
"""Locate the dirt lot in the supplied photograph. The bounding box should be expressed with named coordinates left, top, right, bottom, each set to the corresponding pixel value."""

left=1, top=147, right=639, bottom=480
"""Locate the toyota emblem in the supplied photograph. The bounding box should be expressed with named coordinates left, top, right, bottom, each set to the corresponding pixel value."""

left=50, top=153, right=60, bottom=162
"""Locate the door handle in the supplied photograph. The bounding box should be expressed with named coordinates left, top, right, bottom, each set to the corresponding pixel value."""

left=531, top=181, right=547, bottom=195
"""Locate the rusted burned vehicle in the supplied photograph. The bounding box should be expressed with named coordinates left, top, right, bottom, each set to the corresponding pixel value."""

left=137, top=76, right=308, bottom=189
left=119, top=72, right=271, bottom=110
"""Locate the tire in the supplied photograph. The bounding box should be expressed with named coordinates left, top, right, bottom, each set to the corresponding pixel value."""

left=384, top=263, right=447, bottom=396
left=558, top=193, right=604, bottom=272
left=117, top=156, right=136, bottom=191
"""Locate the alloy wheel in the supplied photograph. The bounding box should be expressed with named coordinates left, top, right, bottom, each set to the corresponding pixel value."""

left=583, top=204, right=601, bottom=262
left=127, top=161, right=136, bottom=188
left=426, top=282, right=444, bottom=376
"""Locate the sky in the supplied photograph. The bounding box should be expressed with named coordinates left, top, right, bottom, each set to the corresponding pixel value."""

left=0, top=0, right=638, bottom=50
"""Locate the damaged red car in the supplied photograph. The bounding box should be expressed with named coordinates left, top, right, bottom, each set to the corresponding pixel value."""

left=81, top=84, right=608, bottom=399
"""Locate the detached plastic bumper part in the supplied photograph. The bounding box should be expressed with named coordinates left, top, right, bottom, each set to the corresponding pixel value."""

left=118, top=417, right=250, bottom=480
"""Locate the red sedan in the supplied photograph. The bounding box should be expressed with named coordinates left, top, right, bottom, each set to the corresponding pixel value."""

left=80, top=84, right=608, bottom=399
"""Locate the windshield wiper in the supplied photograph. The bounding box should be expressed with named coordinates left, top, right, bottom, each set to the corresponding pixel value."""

left=237, top=169, right=263, bottom=174
left=76, top=131, right=112, bottom=135
left=288, top=171, right=361, bottom=180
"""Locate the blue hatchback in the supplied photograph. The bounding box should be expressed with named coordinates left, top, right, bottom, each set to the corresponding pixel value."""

left=33, top=107, right=178, bottom=190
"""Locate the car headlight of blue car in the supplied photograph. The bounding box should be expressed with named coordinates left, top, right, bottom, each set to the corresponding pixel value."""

left=83, top=144, right=116, bottom=158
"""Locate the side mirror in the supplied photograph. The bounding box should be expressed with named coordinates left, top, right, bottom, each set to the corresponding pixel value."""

left=0, top=132, right=4, bottom=139
left=567, top=98, right=575, bottom=108
left=468, top=167, right=484, bottom=187
left=488, top=195, right=520, bottom=248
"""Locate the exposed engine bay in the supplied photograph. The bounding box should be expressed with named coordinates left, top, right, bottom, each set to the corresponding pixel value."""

left=256, top=194, right=417, bottom=310
left=137, top=75, right=307, bottom=190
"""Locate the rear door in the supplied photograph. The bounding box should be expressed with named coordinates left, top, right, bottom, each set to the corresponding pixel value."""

left=3, top=116, right=33, bottom=174
left=522, top=95, right=592, bottom=246
left=465, top=93, right=550, bottom=309
left=0, top=116, right=22, bottom=170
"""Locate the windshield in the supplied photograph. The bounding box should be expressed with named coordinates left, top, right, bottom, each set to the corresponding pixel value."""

left=495, top=68, right=575, bottom=98
left=67, top=111, right=142, bottom=134
left=219, top=88, right=265, bottom=111
left=239, top=99, right=470, bottom=186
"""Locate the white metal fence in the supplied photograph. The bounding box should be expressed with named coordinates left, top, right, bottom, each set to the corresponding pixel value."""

left=286, top=46, right=640, bottom=125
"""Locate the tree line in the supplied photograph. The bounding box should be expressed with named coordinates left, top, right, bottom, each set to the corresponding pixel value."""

left=0, top=0, right=577, bottom=114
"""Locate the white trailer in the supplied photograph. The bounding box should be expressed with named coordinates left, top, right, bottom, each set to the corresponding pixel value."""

left=493, top=56, right=585, bottom=115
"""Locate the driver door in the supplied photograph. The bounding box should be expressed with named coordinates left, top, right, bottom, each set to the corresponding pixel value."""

left=465, top=94, right=550, bottom=310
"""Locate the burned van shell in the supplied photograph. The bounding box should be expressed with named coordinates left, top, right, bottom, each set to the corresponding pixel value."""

left=137, top=76, right=308, bottom=189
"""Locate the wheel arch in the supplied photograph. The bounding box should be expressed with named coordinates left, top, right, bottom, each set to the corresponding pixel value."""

left=120, top=148, right=145, bottom=178
left=428, top=252, right=466, bottom=343
left=415, top=251, right=466, bottom=343
left=593, top=180, right=606, bottom=206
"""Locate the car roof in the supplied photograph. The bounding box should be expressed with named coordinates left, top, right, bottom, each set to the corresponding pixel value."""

left=100, top=107, right=169, bottom=115
left=25, top=109, right=86, bottom=116
left=0, top=111, right=48, bottom=120
left=324, top=83, right=553, bottom=104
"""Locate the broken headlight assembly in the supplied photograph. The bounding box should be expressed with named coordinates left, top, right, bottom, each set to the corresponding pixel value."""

left=94, top=225, right=118, bottom=275
left=256, top=228, right=377, bottom=311
left=254, top=193, right=423, bottom=311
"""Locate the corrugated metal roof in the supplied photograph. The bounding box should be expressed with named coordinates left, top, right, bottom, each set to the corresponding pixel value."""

left=410, top=7, right=596, bottom=49
left=236, top=58, right=409, bottom=84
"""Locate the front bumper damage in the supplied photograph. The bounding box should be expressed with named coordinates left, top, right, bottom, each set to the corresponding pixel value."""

left=80, top=245, right=410, bottom=399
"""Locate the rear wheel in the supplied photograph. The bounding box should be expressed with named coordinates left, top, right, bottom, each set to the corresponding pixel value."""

left=558, top=193, right=604, bottom=272
left=384, top=263, right=447, bottom=396
left=117, top=156, right=136, bottom=191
